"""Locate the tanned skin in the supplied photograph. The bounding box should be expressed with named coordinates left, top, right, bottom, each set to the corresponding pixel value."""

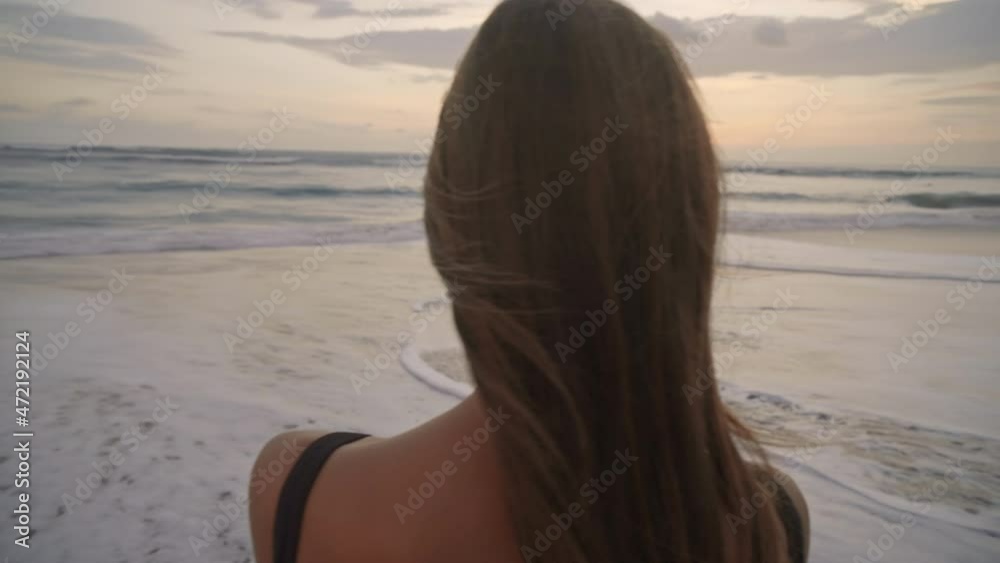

left=248, top=392, right=809, bottom=562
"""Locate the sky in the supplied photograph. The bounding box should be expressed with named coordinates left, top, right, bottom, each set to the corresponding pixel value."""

left=0, top=0, right=998, bottom=166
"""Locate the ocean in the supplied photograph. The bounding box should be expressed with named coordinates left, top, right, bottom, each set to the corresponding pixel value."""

left=2, top=144, right=999, bottom=259
left=0, top=144, right=997, bottom=562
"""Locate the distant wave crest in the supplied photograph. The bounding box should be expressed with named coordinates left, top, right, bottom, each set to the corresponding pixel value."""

left=729, top=191, right=1000, bottom=209
left=728, top=164, right=998, bottom=180
left=4, top=146, right=996, bottom=179
left=0, top=145, right=422, bottom=169
left=900, top=192, right=1000, bottom=209
left=0, top=221, right=426, bottom=260
left=113, top=181, right=420, bottom=198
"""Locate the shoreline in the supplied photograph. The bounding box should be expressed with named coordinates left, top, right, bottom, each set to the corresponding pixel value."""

left=749, top=227, right=1000, bottom=257
left=0, top=234, right=997, bottom=562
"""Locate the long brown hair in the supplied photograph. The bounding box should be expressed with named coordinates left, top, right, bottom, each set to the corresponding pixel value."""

left=424, top=1, right=789, bottom=562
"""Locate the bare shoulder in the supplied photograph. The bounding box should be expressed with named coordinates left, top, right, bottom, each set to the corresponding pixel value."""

left=247, top=397, right=517, bottom=563
left=248, top=431, right=327, bottom=563
left=248, top=430, right=384, bottom=563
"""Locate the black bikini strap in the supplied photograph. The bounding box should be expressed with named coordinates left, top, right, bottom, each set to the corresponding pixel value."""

left=273, top=432, right=369, bottom=563
left=773, top=480, right=805, bottom=563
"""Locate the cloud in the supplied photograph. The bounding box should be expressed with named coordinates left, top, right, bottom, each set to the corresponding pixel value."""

left=195, top=104, right=297, bottom=118
left=0, top=103, right=27, bottom=113
left=46, top=97, right=96, bottom=116
left=654, top=0, right=1000, bottom=77
left=201, top=0, right=281, bottom=19
left=751, top=18, right=788, bottom=47
left=292, top=0, right=452, bottom=18
left=410, top=73, right=452, bottom=83
left=214, top=0, right=453, bottom=19
left=922, top=95, right=1000, bottom=106
left=216, top=27, right=476, bottom=69
left=944, top=81, right=1000, bottom=92
left=0, top=5, right=174, bottom=53
left=922, top=79, right=1000, bottom=97
left=8, top=41, right=166, bottom=74
left=248, top=0, right=283, bottom=19
left=0, top=5, right=174, bottom=75
left=52, top=97, right=96, bottom=108
left=156, top=87, right=209, bottom=96
left=891, top=76, right=940, bottom=85
left=294, top=0, right=359, bottom=18
left=217, top=0, right=998, bottom=77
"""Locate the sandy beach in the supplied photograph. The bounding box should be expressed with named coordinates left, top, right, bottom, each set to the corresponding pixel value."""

left=1, top=232, right=998, bottom=562
left=0, top=243, right=456, bottom=561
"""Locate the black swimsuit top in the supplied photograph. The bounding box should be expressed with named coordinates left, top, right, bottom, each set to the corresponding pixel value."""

left=272, top=432, right=806, bottom=563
